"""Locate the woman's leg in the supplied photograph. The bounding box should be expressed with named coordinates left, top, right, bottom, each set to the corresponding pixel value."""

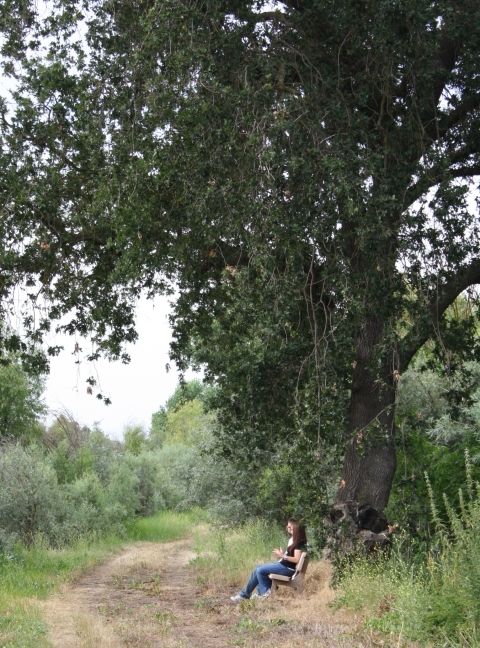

left=239, top=567, right=260, bottom=599
left=255, top=563, right=294, bottom=594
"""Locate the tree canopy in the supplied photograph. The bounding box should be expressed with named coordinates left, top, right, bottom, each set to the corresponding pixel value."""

left=1, top=0, right=480, bottom=510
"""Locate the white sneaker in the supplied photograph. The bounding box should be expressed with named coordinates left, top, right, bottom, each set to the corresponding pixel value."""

left=230, top=594, right=249, bottom=601
left=251, top=590, right=271, bottom=599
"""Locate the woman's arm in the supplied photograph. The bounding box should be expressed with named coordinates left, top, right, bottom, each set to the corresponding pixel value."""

left=287, top=548, right=303, bottom=565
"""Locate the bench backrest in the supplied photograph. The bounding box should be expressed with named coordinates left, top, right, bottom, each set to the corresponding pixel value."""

left=295, top=552, right=309, bottom=575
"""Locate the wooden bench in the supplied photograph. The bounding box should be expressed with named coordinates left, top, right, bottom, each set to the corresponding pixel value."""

left=269, top=552, right=309, bottom=595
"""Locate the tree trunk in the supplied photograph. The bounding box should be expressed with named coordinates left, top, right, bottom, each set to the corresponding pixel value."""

left=335, top=316, right=397, bottom=512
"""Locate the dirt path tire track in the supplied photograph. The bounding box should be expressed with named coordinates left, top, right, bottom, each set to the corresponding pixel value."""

left=40, top=537, right=374, bottom=648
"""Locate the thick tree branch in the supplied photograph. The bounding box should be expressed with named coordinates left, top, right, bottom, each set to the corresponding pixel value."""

left=404, top=146, right=480, bottom=210
left=432, top=33, right=461, bottom=107
left=250, top=11, right=293, bottom=27
left=400, top=256, right=480, bottom=368
left=426, top=96, right=480, bottom=141
left=450, top=164, right=480, bottom=179
left=279, top=0, right=306, bottom=12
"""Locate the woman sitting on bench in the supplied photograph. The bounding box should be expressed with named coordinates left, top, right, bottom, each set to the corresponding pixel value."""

left=230, top=520, right=307, bottom=601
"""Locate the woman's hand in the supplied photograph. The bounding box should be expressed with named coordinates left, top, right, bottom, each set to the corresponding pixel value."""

left=271, top=547, right=284, bottom=559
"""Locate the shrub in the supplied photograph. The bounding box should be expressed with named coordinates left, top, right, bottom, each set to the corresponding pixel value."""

left=105, top=458, right=141, bottom=520
left=153, top=443, right=198, bottom=510
left=56, top=472, right=125, bottom=542
left=0, top=444, right=62, bottom=547
left=122, top=450, right=164, bottom=516
left=422, top=463, right=480, bottom=642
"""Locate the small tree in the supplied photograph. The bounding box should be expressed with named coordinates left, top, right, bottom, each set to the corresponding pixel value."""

left=150, top=380, right=207, bottom=447
left=123, top=424, right=147, bottom=455
left=0, top=361, right=45, bottom=441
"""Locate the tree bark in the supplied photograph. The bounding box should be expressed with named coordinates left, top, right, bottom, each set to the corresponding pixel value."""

left=335, top=316, right=397, bottom=511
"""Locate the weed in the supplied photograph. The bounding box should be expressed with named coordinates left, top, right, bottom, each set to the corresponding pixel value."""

left=336, top=459, right=480, bottom=646
left=234, top=617, right=264, bottom=633
left=154, top=609, right=177, bottom=633
left=195, top=596, right=221, bottom=612
left=98, top=601, right=126, bottom=618
left=232, top=616, right=289, bottom=639
left=111, top=573, right=124, bottom=588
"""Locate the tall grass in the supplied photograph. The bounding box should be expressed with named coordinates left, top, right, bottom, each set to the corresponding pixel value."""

left=191, top=519, right=287, bottom=591
left=336, top=460, right=480, bottom=647
left=0, top=509, right=205, bottom=648
left=126, top=507, right=207, bottom=541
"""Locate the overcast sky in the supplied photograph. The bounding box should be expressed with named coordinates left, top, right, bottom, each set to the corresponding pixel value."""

left=43, top=295, right=199, bottom=439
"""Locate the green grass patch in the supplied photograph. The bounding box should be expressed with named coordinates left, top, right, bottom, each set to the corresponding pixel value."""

left=334, top=465, right=480, bottom=647
left=126, top=508, right=207, bottom=542
left=334, top=550, right=430, bottom=641
left=0, top=600, right=50, bottom=648
left=335, top=526, right=480, bottom=647
left=0, top=535, right=123, bottom=600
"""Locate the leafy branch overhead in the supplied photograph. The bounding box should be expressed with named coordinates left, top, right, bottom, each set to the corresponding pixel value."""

left=1, top=0, right=480, bottom=509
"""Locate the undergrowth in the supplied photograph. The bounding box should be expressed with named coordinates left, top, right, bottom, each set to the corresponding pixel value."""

left=336, top=454, right=480, bottom=647
left=0, top=534, right=123, bottom=648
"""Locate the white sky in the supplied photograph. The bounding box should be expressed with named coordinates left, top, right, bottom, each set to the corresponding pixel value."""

left=44, top=295, right=199, bottom=439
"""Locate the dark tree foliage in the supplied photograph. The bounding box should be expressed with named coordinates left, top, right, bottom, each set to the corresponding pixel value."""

left=1, top=0, right=480, bottom=511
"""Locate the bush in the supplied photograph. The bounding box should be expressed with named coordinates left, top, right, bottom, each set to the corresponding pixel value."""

left=122, top=450, right=164, bottom=516
left=105, top=458, right=141, bottom=520
left=57, top=472, right=126, bottom=542
left=0, top=444, right=61, bottom=547
left=153, top=443, right=198, bottom=509
left=422, top=464, right=480, bottom=642
left=0, top=443, right=141, bottom=549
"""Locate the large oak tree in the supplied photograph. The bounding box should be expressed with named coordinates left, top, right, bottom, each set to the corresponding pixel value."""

left=1, top=0, right=480, bottom=512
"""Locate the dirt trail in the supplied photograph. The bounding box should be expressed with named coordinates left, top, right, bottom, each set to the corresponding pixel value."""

left=40, top=538, right=376, bottom=648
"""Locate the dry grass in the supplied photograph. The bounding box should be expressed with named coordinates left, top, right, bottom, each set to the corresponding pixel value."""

left=74, top=614, right=119, bottom=648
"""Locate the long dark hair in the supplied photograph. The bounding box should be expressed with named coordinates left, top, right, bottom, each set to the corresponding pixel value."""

left=288, top=523, right=307, bottom=554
